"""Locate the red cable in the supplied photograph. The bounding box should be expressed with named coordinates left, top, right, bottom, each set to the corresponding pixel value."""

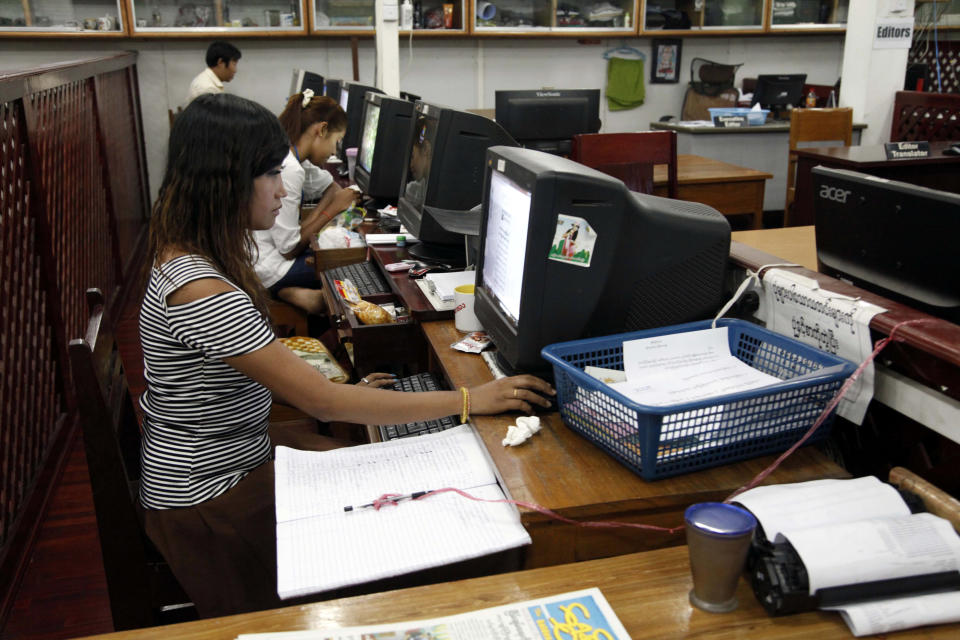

left=366, top=319, right=936, bottom=536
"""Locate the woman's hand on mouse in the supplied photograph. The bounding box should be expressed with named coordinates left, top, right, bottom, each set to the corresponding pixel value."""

left=470, top=375, right=555, bottom=415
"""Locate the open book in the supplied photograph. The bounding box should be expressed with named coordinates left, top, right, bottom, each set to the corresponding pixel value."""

left=274, top=425, right=531, bottom=599
left=736, top=476, right=960, bottom=636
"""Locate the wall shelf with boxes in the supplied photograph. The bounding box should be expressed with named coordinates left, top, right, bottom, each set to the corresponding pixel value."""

left=310, top=0, right=468, bottom=35
left=640, top=0, right=850, bottom=35
left=0, top=0, right=888, bottom=37
left=0, top=0, right=126, bottom=36
left=471, top=0, right=638, bottom=36
left=127, top=0, right=308, bottom=36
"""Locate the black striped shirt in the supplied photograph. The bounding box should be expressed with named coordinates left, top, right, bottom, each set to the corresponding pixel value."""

left=138, top=255, right=275, bottom=509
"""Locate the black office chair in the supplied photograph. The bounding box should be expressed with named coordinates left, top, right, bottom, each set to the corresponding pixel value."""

left=69, top=288, right=195, bottom=630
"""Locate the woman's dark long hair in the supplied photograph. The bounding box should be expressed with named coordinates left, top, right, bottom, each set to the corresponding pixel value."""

left=277, top=92, right=347, bottom=143
left=148, top=93, right=289, bottom=317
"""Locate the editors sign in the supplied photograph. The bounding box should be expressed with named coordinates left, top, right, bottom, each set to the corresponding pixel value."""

left=874, top=17, right=913, bottom=49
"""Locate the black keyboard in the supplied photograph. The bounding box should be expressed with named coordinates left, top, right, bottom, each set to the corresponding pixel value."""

left=326, top=261, right=391, bottom=297
left=378, top=372, right=460, bottom=441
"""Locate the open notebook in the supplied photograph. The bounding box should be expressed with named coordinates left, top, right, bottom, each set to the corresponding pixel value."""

left=274, top=425, right=531, bottom=598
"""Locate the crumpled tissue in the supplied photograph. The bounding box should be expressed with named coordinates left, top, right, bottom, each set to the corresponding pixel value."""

left=502, top=416, right=542, bottom=447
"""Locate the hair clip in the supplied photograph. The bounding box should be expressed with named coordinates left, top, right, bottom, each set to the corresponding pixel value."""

left=301, top=88, right=315, bottom=108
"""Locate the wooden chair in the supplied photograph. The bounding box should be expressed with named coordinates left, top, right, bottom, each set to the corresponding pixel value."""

left=890, top=90, right=960, bottom=142
left=268, top=297, right=309, bottom=337
left=785, top=107, right=853, bottom=225
left=168, top=106, right=183, bottom=130
left=571, top=131, right=678, bottom=198
left=69, top=288, right=195, bottom=630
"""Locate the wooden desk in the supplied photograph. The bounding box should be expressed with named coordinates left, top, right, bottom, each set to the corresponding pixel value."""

left=81, top=545, right=960, bottom=639
left=651, top=121, right=866, bottom=211
left=654, top=154, right=773, bottom=230
left=792, top=141, right=960, bottom=226
left=731, top=225, right=817, bottom=270
left=421, top=320, right=848, bottom=569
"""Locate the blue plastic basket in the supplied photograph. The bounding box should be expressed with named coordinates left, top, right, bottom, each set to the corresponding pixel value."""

left=540, top=319, right=856, bottom=481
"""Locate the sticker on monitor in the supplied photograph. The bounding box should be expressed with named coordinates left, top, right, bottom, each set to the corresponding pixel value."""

left=549, top=214, right=596, bottom=268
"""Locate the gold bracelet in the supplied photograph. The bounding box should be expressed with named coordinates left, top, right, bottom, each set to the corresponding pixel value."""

left=459, top=387, right=470, bottom=424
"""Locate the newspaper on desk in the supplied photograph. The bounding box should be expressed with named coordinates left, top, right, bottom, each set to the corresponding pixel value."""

left=754, top=268, right=886, bottom=424
left=236, top=587, right=632, bottom=640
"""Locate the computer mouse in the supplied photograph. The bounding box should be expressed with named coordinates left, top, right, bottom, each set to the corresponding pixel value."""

left=943, top=144, right=960, bottom=156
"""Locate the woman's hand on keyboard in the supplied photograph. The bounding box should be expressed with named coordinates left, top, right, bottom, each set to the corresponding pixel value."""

left=471, top=375, right=555, bottom=415
left=357, top=372, right=397, bottom=389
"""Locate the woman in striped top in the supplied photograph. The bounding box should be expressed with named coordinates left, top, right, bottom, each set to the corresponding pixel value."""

left=141, top=93, right=554, bottom=618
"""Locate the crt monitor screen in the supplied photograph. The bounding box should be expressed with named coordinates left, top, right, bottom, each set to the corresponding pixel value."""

left=395, top=101, right=516, bottom=260
left=474, top=146, right=731, bottom=374
left=358, top=101, right=380, bottom=174
left=339, top=84, right=383, bottom=164
left=481, top=170, right=533, bottom=326
left=752, top=74, right=807, bottom=109
left=494, top=89, right=601, bottom=150
left=401, top=111, right=439, bottom=216
left=813, top=166, right=960, bottom=322
left=354, top=94, right=416, bottom=202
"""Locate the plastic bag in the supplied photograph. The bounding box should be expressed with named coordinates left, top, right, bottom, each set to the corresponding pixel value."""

left=316, top=226, right=363, bottom=249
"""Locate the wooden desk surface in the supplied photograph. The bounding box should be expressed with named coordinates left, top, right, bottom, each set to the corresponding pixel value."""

left=422, top=320, right=848, bottom=568
left=731, top=225, right=818, bottom=270
left=654, top=154, right=773, bottom=185
left=795, top=141, right=960, bottom=168
left=81, top=545, right=960, bottom=639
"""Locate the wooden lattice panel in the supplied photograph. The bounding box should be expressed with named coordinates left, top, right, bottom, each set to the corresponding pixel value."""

left=0, top=100, right=62, bottom=550
left=96, top=68, right=149, bottom=270
left=890, top=90, right=960, bottom=142
left=26, top=79, right=117, bottom=343
left=909, top=39, right=960, bottom=95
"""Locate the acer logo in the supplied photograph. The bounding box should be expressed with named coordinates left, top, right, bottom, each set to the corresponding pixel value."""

left=819, top=185, right=852, bottom=203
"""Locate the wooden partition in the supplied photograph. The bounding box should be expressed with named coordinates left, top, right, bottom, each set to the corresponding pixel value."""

left=0, top=53, right=150, bottom=627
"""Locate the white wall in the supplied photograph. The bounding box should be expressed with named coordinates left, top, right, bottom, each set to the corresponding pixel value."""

left=0, top=34, right=845, bottom=201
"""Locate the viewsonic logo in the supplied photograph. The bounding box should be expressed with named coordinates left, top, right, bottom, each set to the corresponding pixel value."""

left=819, top=185, right=852, bottom=203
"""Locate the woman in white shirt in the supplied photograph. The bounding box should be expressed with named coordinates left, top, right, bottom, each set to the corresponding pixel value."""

left=253, top=90, right=359, bottom=313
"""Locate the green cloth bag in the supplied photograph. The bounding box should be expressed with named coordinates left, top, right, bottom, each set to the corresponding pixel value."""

left=606, top=57, right=645, bottom=111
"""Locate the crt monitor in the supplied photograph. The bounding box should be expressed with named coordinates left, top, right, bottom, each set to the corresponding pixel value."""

left=289, top=69, right=324, bottom=98
left=354, top=93, right=416, bottom=203
left=396, top=101, right=517, bottom=264
left=474, top=146, right=731, bottom=375
left=751, top=74, right=807, bottom=114
left=813, top=166, right=960, bottom=322
left=494, top=89, right=601, bottom=156
left=324, top=78, right=342, bottom=99
left=337, top=82, right=383, bottom=164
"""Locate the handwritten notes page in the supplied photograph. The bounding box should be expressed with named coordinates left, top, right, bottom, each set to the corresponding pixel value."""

left=827, top=591, right=960, bottom=637
left=274, top=425, right=531, bottom=599
left=734, top=476, right=910, bottom=541
left=608, top=327, right=781, bottom=407
left=779, top=513, right=960, bottom=594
